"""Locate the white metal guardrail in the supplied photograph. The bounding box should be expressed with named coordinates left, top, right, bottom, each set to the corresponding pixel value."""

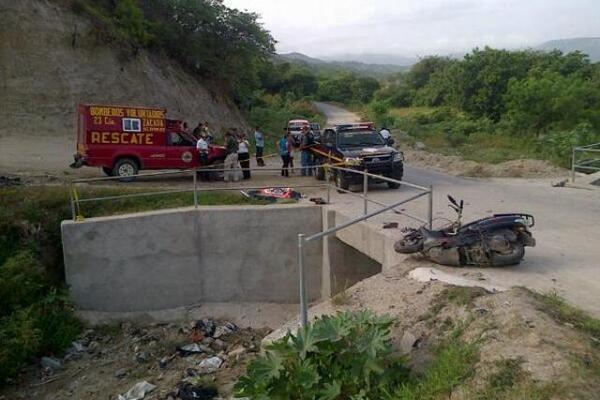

left=68, top=164, right=433, bottom=329
left=572, top=143, right=600, bottom=182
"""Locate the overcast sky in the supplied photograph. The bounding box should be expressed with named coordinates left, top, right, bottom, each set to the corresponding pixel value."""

left=223, top=0, right=599, bottom=58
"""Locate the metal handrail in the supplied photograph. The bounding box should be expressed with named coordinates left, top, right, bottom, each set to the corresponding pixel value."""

left=572, top=142, right=600, bottom=182
left=296, top=163, right=433, bottom=327
left=67, top=162, right=434, bottom=331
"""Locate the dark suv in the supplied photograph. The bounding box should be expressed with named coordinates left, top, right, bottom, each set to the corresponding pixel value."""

left=311, top=123, right=404, bottom=190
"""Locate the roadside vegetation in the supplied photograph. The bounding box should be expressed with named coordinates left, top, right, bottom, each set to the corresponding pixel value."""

left=0, top=185, right=263, bottom=385
left=234, top=304, right=583, bottom=399
left=364, top=48, right=600, bottom=167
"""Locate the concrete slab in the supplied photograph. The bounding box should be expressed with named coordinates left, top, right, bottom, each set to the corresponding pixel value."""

left=62, top=204, right=323, bottom=312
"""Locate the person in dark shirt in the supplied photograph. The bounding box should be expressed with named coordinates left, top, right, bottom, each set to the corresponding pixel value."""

left=300, top=126, right=314, bottom=176
left=192, top=122, right=204, bottom=139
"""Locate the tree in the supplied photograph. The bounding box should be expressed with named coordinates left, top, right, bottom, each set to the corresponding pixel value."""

left=504, top=71, right=590, bottom=136
left=115, top=0, right=152, bottom=46
left=352, top=76, right=380, bottom=103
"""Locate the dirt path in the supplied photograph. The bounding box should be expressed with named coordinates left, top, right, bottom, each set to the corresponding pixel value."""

left=313, top=102, right=600, bottom=318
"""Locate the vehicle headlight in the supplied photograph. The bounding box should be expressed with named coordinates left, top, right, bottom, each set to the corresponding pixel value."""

left=393, top=152, right=404, bottom=162
left=343, top=157, right=362, bottom=166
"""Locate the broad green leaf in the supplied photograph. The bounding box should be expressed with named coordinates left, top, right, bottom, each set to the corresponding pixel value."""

left=292, top=325, right=325, bottom=359
left=294, top=359, right=320, bottom=389
left=319, top=380, right=342, bottom=400
left=313, top=314, right=349, bottom=342
left=248, top=351, right=284, bottom=382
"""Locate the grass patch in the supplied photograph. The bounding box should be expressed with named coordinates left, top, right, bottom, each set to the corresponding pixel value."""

left=430, top=286, right=489, bottom=314
left=379, top=106, right=593, bottom=167
left=391, top=334, right=479, bottom=399
left=331, top=279, right=352, bottom=306
left=475, top=358, right=560, bottom=400
left=530, top=289, right=600, bottom=341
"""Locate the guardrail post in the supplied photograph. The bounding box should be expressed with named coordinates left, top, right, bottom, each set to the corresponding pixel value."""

left=69, top=185, right=76, bottom=222
left=298, top=234, right=308, bottom=328
left=571, top=146, right=576, bottom=182
left=427, top=184, right=433, bottom=229
left=193, top=169, right=198, bottom=209
left=326, top=166, right=331, bottom=204
left=363, top=170, right=368, bottom=215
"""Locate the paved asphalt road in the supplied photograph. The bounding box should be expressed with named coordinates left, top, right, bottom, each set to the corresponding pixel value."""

left=313, top=102, right=600, bottom=317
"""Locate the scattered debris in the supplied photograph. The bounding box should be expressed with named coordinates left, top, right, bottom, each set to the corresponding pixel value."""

left=2, top=318, right=272, bottom=399
left=114, top=368, right=128, bottom=379
left=40, top=357, right=63, bottom=371
left=414, top=141, right=427, bottom=151
left=198, top=356, right=223, bottom=374
left=309, top=197, right=327, bottom=205
left=178, top=343, right=210, bottom=357
left=177, top=382, right=219, bottom=400
left=195, top=319, right=217, bottom=337
left=0, top=176, right=21, bottom=186
left=118, top=381, right=156, bottom=400
left=135, top=351, right=151, bottom=363
left=399, top=331, right=419, bottom=355
left=213, top=322, right=238, bottom=339
left=159, top=355, right=176, bottom=369
left=552, top=179, right=568, bottom=187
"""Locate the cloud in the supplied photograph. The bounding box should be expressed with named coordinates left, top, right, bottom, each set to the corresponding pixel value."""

left=224, top=0, right=600, bottom=57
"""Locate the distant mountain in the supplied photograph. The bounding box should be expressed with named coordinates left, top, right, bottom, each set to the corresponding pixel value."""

left=278, top=52, right=326, bottom=64
left=536, top=37, right=600, bottom=62
left=320, top=53, right=418, bottom=67
left=276, top=52, right=409, bottom=77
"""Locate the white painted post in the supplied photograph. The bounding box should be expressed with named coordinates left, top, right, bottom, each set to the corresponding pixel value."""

left=363, top=170, right=368, bottom=215
left=193, top=169, right=198, bottom=208
left=298, top=234, right=308, bottom=328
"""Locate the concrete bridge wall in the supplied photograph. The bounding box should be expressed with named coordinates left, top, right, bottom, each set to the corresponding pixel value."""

left=61, top=204, right=385, bottom=318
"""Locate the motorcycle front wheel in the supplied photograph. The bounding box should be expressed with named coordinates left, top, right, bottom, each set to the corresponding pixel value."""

left=394, top=232, right=424, bottom=254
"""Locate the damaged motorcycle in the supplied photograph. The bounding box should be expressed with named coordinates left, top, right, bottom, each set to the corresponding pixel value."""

left=394, top=195, right=536, bottom=267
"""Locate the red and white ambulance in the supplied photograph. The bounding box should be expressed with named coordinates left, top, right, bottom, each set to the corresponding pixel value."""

left=71, top=104, right=227, bottom=181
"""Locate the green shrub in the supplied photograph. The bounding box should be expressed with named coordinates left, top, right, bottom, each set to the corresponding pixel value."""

left=0, top=308, right=42, bottom=383
left=33, top=290, right=83, bottom=355
left=0, top=251, right=48, bottom=316
left=235, top=310, right=409, bottom=399
left=538, top=123, right=600, bottom=167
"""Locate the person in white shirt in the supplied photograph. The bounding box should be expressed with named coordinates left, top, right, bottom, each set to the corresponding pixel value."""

left=196, top=134, right=210, bottom=181
left=237, top=133, right=251, bottom=180
left=379, top=127, right=393, bottom=145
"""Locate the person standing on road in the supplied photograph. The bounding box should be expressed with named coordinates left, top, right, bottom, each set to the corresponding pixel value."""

left=300, top=126, right=314, bottom=176
left=196, top=132, right=210, bottom=181
left=279, top=132, right=291, bottom=177
left=286, top=127, right=296, bottom=174
left=224, top=131, right=239, bottom=182
left=238, top=133, right=251, bottom=180
left=254, top=126, right=265, bottom=167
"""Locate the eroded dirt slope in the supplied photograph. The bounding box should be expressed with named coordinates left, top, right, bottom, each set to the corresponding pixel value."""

left=0, top=0, right=247, bottom=173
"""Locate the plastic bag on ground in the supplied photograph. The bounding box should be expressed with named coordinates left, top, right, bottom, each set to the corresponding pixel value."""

left=118, top=381, right=156, bottom=400
left=198, top=356, right=223, bottom=374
